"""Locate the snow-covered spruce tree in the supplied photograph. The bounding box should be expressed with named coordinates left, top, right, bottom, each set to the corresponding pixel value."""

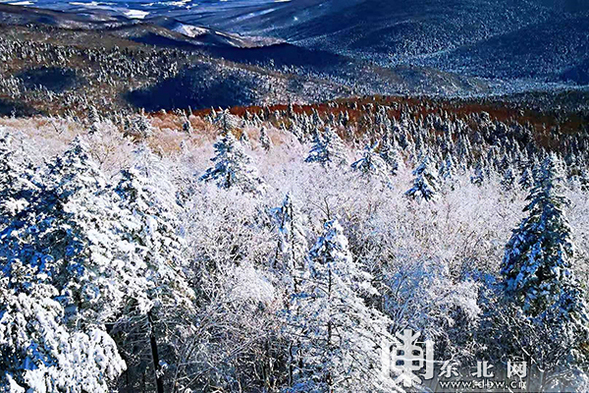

left=501, top=154, right=587, bottom=317
left=351, top=142, right=390, bottom=182
left=87, top=105, right=100, bottom=135
left=0, top=260, right=125, bottom=392
left=0, top=137, right=132, bottom=391
left=518, top=165, right=534, bottom=190
left=500, top=165, right=516, bottom=190
left=133, top=110, right=153, bottom=138
left=500, top=154, right=589, bottom=387
left=212, top=108, right=238, bottom=134
left=287, top=121, right=306, bottom=143
left=470, top=162, right=485, bottom=186
left=271, top=193, right=308, bottom=274
left=113, top=148, right=195, bottom=392
left=181, top=115, right=193, bottom=134
left=438, top=154, right=456, bottom=184
left=405, top=156, right=439, bottom=202
left=378, top=136, right=402, bottom=175
left=578, top=167, right=589, bottom=191
left=285, top=219, right=395, bottom=393
left=305, top=127, right=348, bottom=168
left=259, top=126, right=272, bottom=152
left=87, top=105, right=100, bottom=125
left=0, top=132, right=37, bottom=229
left=21, top=137, right=159, bottom=319
left=240, top=129, right=252, bottom=148
left=199, top=132, right=265, bottom=194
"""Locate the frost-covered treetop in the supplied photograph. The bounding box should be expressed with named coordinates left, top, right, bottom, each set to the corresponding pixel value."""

left=44, top=136, right=106, bottom=199
left=305, top=126, right=348, bottom=168
left=352, top=142, right=390, bottom=181
left=405, top=155, right=440, bottom=202
left=502, top=154, right=588, bottom=321
left=200, top=131, right=266, bottom=194
left=307, top=218, right=376, bottom=295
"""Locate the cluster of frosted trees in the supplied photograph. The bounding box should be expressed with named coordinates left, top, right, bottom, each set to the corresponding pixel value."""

left=1, top=101, right=589, bottom=392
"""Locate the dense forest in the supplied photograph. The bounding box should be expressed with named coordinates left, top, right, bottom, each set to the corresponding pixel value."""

left=1, top=99, right=589, bottom=392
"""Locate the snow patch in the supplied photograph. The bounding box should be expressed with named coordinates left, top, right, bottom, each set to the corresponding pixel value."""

left=124, top=9, right=149, bottom=19
left=172, top=23, right=208, bottom=38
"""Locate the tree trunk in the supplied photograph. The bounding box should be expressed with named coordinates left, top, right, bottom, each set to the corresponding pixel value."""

left=148, top=312, right=165, bottom=393
left=288, top=343, right=294, bottom=386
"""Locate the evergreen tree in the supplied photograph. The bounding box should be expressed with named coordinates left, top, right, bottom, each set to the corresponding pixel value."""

left=288, top=122, right=305, bottom=143
left=470, top=162, right=485, bottom=186
left=500, top=154, right=589, bottom=388
left=351, top=142, right=390, bottom=181
left=200, top=132, right=265, bottom=194
left=439, top=154, right=456, bottom=182
left=0, top=133, right=37, bottom=228
left=212, top=109, right=238, bottom=134
left=438, top=154, right=457, bottom=190
left=378, top=135, right=402, bottom=175
left=0, top=261, right=125, bottom=393
left=181, top=115, right=193, bottom=134
left=501, top=165, right=515, bottom=190
left=501, top=154, right=588, bottom=318
left=272, top=193, right=308, bottom=274
left=240, top=130, right=252, bottom=148
left=578, top=167, right=589, bottom=191
left=405, top=156, right=439, bottom=202
left=113, top=149, right=195, bottom=392
left=518, top=166, right=534, bottom=190
left=87, top=105, right=100, bottom=126
left=259, top=127, right=272, bottom=152
left=286, top=219, right=394, bottom=393
left=305, top=127, right=348, bottom=168
left=15, top=137, right=153, bottom=321
left=0, top=137, right=134, bottom=391
left=133, top=110, right=152, bottom=138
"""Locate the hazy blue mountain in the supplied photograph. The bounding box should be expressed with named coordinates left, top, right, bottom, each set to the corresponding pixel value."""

left=6, top=0, right=589, bottom=88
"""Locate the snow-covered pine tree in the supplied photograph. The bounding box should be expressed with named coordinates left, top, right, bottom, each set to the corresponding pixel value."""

left=16, top=137, right=156, bottom=321
left=113, top=148, right=195, bottom=392
left=305, top=127, right=348, bottom=168
left=182, top=115, right=193, bottom=134
left=259, top=127, right=272, bottom=152
left=288, top=121, right=305, bottom=143
left=286, top=219, right=395, bottom=393
left=240, top=129, right=252, bottom=148
left=310, top=108, right=324, bottom=129
left=378, top=135, right=402, bottom=175
left=518, top=165, right=534, bottom=190
left=500, top=153, right=589, bottom=389
left=578, top=167, right=589, bottom=191
left=271, top=193, right=308, bottom=275
left=405, top=156, right=439, bottom=202
left=470, top=162, right=485, bottom=186
left=305, top=129, right=325, bottom=164
left=212, top=108, right=238, bottom=134
left=0, top=137, right=134, bottom=392
left=501, top=165, right=515, bottom=190
left=133, top=109, right=153, bottom=138
left=351, top=142, right=390, bottom=181
left=200, top=132, right=265, bottom=194
left=0, top=260, right=126, bottom=393
left=501, top=154, right=587, bottom=317
left=439, top=154, right=456, bottom=182
left=87, top=104, right=100, bottom=125
left=0, top=132, right=37, bottom=228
